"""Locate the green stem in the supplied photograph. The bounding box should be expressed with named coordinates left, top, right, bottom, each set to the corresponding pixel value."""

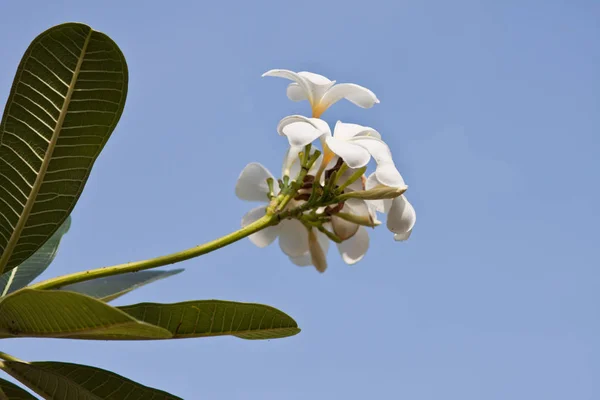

left=28, top=214, right=277, bottom=291
left=0, top=351, right=25, bottom=363
left=275, top=150, right=321, bottom=213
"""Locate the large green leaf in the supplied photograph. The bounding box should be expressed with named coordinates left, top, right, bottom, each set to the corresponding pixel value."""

left=0, top=289, right=171, bottom=340
left=0, top=360, right=181, bottom=400
left=119, top=300, right=301, bottom=340
left=59, top=268, right=184, bottom=302
left=0, top=216, right=71, bottom=297
left=0, top=23, right=128, bottom=274
left=0, top=377, right=36, bottom=400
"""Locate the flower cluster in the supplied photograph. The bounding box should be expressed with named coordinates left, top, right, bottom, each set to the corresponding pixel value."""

left=236, top=69, right=416, bottom=272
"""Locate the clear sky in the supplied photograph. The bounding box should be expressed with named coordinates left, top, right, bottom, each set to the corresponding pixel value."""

left=1, top=1, right=598, bottom=399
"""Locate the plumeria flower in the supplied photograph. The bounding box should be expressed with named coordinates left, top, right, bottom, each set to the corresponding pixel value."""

left=277, top=116, right=405, bottom=187
left=262, top=69, right=379, bottom=117
left=366, top=172, right=416, bottom=241
left=235, top=162, right=331, bottom=272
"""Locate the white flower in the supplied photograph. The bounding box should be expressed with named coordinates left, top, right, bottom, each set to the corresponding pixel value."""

left=262, top=69, right=379, bottom=117
left=236, top=162, right=330, bottom=272
left=236, top=161, right=374, bottom=270
left=277, top=116, right=405, bottom=187
left=366, top=173, right=416, bottom=241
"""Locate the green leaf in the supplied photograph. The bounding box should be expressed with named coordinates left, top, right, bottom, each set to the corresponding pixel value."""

left=0, top=360, right=181, bottom=400
left=0, top=216, right=71, bottom=297
left=0, top=289, right=171, bottom=340
left=0, top=23, right=128, bottom=274
left=0, top=377, right=36, bottom=399
left=119, top=300, right=301, bottom=340
left=59, top=268, right=184, bottom=302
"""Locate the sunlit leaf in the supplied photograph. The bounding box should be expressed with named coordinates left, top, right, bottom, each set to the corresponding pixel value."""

left=0, top=216, right=71, bottom=297
left=0, top=377, right=36, bottom=399
left=119, top=300, right=301, bottom=340
left=0, top=289, right=171, bottom=340
left=0, top=360, right=181, bottom=399
left=0, top=23, right=128, bottom=274
left=59, top=268, right=183, bottom=302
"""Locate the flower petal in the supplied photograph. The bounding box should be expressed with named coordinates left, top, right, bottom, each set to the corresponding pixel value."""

left=241, top=206, right=280, bottom=247
left=320, top=83, right=379, bottom=110
left=289, top=252, right=313, bottom=266
left=351, top=136, right=393, bottom=164
left=336, top=226, right=370, bottom=265
left=262, top=69, right=315, bottom=103
left=338, top=167, right=366, bottom=192
left=325, top=137, right=370, bottom=168
left=375, top=161, right=405, bottom=188
left=333, top=121, right=381, bottom=141
left=345, top=198, right=371, bottom=217
left=394, top=231, right=413, bottom=241
left=298, top=71, right=334, bottom=86
left=278, top=219, right=309, bottom=257
left=286, top=83, right=308, bottom=101
left=309, top=228, right=328, bottom=273
left=277, top=115, right=331, bottom=147
left=386, top=195, right=416, bottom=235
left=332, top=215, right=359, bottom=240
left=235, top=163, right=274, bottom=201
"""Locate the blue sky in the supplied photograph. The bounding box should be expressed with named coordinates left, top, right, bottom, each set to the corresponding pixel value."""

left=1, top=1, right=599, bottom=399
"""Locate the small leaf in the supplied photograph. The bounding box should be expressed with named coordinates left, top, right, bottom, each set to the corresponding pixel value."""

left=0, top=23, right=128, bottom=274
left=0, top=289, right=171, bottom=340
left=0, top=377, right=37, bottom=399
left=0, top=216, right=71, bottom=297
left=0, top=360, right=181, bottom=399
left=58, top=268, right=183, bottom=302
left=119, top=300, right=301, bottom=340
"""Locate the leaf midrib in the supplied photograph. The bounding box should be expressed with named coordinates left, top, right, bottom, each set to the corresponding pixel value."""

left=0, top=361, right=103, bottom=400
left=0, top=29, right=93, bottom=274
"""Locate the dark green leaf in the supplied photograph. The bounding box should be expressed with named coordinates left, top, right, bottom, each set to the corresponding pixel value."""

left=0, top=377, right=37, bottom=399
left=0, top=23, right=128, bottom=274
left=0, top=216, right=71, bottom=297
left=119, top=300, right=301, bottom=340
left=0, top=289, right=171, bottom=340
left=0, top=360, right=181, bottom=399
left=59, top=268, right=183, bottom=302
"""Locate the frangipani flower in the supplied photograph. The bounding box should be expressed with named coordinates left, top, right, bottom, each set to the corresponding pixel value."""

left=235, top=162, right=331, bottom=272
left=236, top=159, right=379, bottom=270
left=277, top=116, right=404, bottom=187
left=366, top=173, right=416, bottom=241
left=262, top=69, right=379, bottom=117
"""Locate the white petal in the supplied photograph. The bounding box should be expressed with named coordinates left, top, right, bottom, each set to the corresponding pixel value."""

left=338, top=167, right=366, bottom=192
left=235, top=163, right=274, bottom=201
left=298, top=71, right=334, bottom=86
left=365, top=172, right=380, bottom=190
left=336, top=226, right=370, bottom=265
left=286, top=83, right=308, bottom=101
left=325, top=137, right=370, bottom=168
left=320, top=83, right=379, bottom=110
left=277, top=115, right=331, bottom=147
left=308, top=229, right=328, bottom=273
left=332, top=216, right=359, bottom=241
left=394, top=231, right=413, bottom=241
left=289, top=252, right=313, bottom=266
left=376, top=162, right=405, bottom=188
left=333, top=121, right=381, bottom=141
left=241, top=206, right=280, bottom=247
left=316, top=229, right=330, bottom=254
left=344, top=198, right=371, bottom=217
left=351, top=136, right=393, bottom=164
left=278, top=219, right=309, bottom=257
left=281, top=146, right=302, bottom=176
left=262, top=69, right=315, bottom=103
left=386, top=195, right=416, bottom=235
